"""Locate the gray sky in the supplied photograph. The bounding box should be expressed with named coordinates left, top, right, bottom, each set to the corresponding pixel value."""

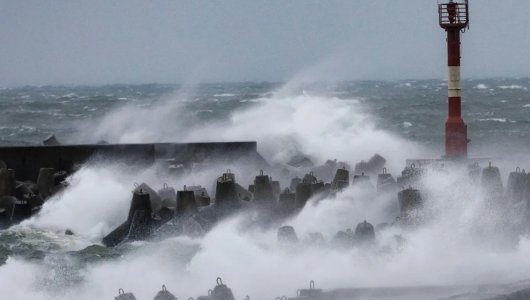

left=1, top=0, right=529, bottom=86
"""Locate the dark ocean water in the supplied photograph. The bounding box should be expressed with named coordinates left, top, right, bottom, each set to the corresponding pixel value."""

left=1, top=78, right=529, bottom=155
left=1, top=78, right=530, bottom=300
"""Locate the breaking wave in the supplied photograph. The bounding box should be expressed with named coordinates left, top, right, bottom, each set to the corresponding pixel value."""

left=81, top=88, right=427, bottom=171
left=498, top=85, right=526, bottom=90
left=2, top=82, right=530, bottom=299
left=477, top=118, right=509, bottom=123
left=3, top=158, right=530, bottom=300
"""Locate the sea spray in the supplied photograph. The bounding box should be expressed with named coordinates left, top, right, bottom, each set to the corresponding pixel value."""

left=2, top=81, right=530, bottom=299
left=2, top=159, right=530, bottom=299
left=83, top=91, right=428, bottom=171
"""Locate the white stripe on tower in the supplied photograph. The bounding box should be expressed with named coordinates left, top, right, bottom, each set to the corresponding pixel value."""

left=448, top=66, right=461, bottom=97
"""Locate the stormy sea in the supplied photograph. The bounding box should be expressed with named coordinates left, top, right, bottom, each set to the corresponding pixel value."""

left=1, top=78, right=530, bottom=300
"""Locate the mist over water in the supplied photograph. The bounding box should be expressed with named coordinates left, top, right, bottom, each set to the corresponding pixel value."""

left=85, top=89, right=427, bottom=170
left=1, top=79, right=530, bottom=299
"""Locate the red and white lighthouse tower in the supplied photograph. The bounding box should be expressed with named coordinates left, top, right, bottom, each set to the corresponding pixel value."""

left=439, top=0, right=470, bottom=159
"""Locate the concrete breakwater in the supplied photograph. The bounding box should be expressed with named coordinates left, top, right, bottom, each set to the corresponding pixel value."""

left=0, top=141, right=266, bottom=228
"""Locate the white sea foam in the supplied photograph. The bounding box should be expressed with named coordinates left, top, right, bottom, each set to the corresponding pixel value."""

left=3, top=82, right=530, bottom=300
left=81, top=89, right=426, bottom=171
left=3, top=162, right=530, bottom=300
left=478, top=118, right=508, bottom=123
left=498, top=85, right=525, bottom=90
left=239, top=99, right=261, bottom=103
left=475, top=83, right=488, bottom=89
left=56, top=93, right=79, bottom=99
left=21, top=165, right=135, bottom=240
left=213, top=93, right=236, bottom=97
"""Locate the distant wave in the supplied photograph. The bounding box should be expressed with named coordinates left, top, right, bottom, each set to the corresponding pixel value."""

left=474, top=83, right=488, bottom=89
left=498, top=85, right=525, bottom=90
left=213, top=93, right=235, bottom=97
left=195, top=109, right=213, bottom=114
left=239, top=99, right=261, bottom=103
left=56, top=93, right=79, bottom=99
left=477, top=118, right=515, bottom=123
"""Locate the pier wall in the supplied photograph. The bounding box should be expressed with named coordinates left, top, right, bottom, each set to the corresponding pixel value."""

left=0, top=142, right=263, bottom=181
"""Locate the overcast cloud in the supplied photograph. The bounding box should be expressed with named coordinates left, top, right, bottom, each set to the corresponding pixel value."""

left=1, top=0, right=529, bottom=86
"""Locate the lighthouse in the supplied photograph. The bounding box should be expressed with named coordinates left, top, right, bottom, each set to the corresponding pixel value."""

left=439, top=0, right=470, bottom=159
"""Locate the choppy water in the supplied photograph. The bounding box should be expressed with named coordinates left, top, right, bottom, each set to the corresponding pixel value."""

left=1, top=78, right=530, bottom=300
left=2, top=78, right=530, bottom=154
